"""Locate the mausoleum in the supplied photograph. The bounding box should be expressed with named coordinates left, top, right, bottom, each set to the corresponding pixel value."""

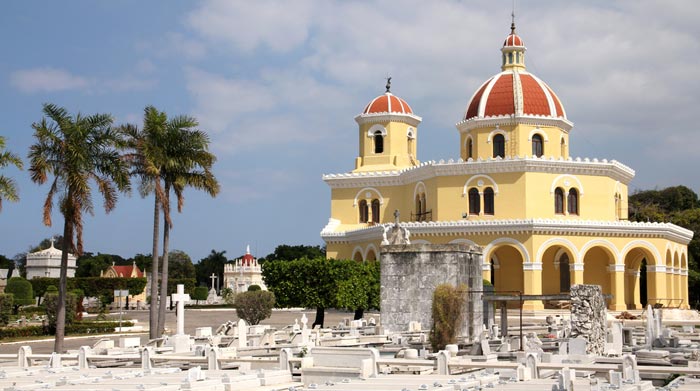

left=321, top=21, right=693, bottom=310
left=25, top=239, right=76, bottom=280
left=223, top=245, right=266, bottom=293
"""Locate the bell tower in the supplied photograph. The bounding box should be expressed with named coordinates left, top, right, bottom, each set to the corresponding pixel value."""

left=353, top=79, right=422, bottom=172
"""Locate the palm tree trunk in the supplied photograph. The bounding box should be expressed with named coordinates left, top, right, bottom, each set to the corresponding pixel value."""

left=149, top=195, right=160, bottom=339
left=157, top=188, right=171, bottom=335
left=54, top=219, right=72, bottom=353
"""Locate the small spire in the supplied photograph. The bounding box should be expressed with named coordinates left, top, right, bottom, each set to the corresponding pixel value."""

left=49, top=237, right=55, bottom=248
left=246, top=244, right=250, bottom=255
left=385, top=76, right=392, bottom=93
left=510, top=11, right=516, bottom=35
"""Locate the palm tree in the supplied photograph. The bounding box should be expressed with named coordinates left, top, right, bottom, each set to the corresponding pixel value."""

left=29, top=103, right=130, bottom=352
left=123, top=107, right=219, bottom=338
left=156, top=115, right=219, bottom=335
left=0, top=136, right=23, bottom=211
left=122, top=106, right=169, bottom=339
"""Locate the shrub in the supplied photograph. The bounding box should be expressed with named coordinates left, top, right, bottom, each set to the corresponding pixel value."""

left=248, top=284, right=261, bottom=292
left=221, top=288, right=235, bottom=305
left=429, top=283, right=467, bottom=352
left=5, top=277, right=34, bottom=313
left=234, top=290, right=275, bottom=325
left=0, top=294, right=13, bottom=326
left=43, top=290, right=77, bottom=333
left=192, top=286, right=209, bottom=304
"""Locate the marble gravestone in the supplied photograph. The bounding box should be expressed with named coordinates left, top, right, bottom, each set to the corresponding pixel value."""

left=380, top=210, right=484, bottom=342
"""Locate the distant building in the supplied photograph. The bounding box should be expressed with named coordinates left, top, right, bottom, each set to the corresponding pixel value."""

left=0, top=268, right=12, bottom=293
left=223, top=246, right=266, bottom=293
left=25, top=239, right=77, bottom=280
left=101, top=261, right=147, bottom=309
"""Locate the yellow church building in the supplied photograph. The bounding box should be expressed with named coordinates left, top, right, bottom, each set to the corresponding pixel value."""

left=320, top=22, right=693, bottom=311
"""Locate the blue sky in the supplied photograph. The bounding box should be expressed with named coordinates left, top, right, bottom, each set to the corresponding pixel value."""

left=1, top=1, right=699, bottom=262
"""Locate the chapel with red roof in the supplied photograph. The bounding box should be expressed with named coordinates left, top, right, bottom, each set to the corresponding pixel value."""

left=321, top=20, right=692, bottom=311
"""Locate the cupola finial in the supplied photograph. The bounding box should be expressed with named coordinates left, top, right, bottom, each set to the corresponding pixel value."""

left=511, top=0, right=517, bottom=34
left=385, top=75, right=392, bottom=93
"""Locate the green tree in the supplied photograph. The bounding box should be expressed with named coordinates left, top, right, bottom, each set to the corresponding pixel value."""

left=0, top=294, right=13, bottom=326
left=123, top=106, right=219, bottom=338
left=166, top=250, right=196, bottom=279
left=75, top=253, right=125, bottom=277
left=262, top=257, right=379, bottom=327
left=29, top=103, right=130, bottom=352
left=195, top=249, right=227, bottom=289
left=0, top=255, right=13, bottom=270
left=192, top=286, right=208, bottom=304
left=234, top=290, right=275, bottom=325
left=220, top=287, right=235, bottom=305
left=261, top=245, right=325, bottom=262
left=0, top=136, right=23, bottom=212
left=5, top=276, right=34, bottom=313
left=429, top=283, right=467, bottom=352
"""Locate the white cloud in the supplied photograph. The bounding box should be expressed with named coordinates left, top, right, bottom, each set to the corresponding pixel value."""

left=187, top=0, right=315, bottom=53
left=10, top=67, right=91, bottom=93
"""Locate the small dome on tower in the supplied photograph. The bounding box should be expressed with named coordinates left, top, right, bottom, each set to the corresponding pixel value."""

left=503, top=21, right=525, bottom=47
left=363, top=92, right=413, bottom=115
left=362, top=77, right=413, bottom=115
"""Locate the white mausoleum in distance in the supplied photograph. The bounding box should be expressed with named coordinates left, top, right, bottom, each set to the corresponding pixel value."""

left=25, top=239, right=77, bottom=279
left=223, top=245, right=266, bottom=293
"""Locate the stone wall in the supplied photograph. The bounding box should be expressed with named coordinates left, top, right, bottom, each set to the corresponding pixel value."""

left=380, top=243, right=483, bottom=342
left=569, top=284, right=607, bottom=355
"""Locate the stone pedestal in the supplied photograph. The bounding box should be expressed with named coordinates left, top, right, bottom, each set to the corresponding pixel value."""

left=380, top=243, right=483, bottom=342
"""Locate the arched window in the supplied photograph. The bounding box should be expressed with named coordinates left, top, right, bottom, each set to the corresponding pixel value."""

left=567, top=188, right=579, bottom=215
left=508, top=52, right=513, bottom=64
left=373, top=131, right=384, bottom=154
left=560, top=138, right=566, bottom=156
left=371, top=199, right=380, bottom=223
left=359, top=200, right=369, bottom=223
left=532, top=134, right=543, bottom=157
left=516, top=52, right=520, bottom=63
left=554, top=187, right=565, bottom=214
left=493, top=134, right=505, bottom=158
left=614, top=193, right=620, bottom=220
left=467, top=138, right=473, bottom=159
left=559, top=253, right=571, bottom=292
left=415, top=195, right=422, bottom=218
left=483, top=187, right=495, bottom=215
left=468, top=188, right=480, bottom=215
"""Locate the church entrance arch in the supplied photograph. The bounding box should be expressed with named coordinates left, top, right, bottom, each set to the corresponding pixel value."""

left=541, top=246, right=574, bottom=295
left=622, top=247, right=656, bottom=309
left=488, top=244, right=524, bottom=308
left=582, top=246, right=615, bottom=303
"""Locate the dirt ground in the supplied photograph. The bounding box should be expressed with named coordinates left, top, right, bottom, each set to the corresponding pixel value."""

left=0, top=308, right=378, bottom=354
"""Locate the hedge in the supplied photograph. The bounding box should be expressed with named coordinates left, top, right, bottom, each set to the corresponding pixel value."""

left=0, top=321, right=134, bottom=339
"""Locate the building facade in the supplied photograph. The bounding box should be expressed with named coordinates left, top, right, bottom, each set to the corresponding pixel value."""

left=223, top=246, right=267, bottom=293
left=101, top=261, right=147, bottom=309
left=321, top=22, right=693, bottom=311
left=25, top=240, right=77, bottom=280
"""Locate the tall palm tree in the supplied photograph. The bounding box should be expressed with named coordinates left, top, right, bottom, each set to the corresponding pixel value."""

left=29, top=103, right=130, bottom=352
left=0, top=136, right=23, bottom=211
left=156, top=115, right=219, bottom=335
left=123, top=107, right=219, bottom=338
left=122, top=106, right=169, bottom=339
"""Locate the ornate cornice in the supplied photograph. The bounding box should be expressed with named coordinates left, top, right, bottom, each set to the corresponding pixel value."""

left=323, top=156, right=635, bottom=188
left=354, top=112, right=422, bottom=127
left=456, top=114, right=573, bottom=133
left=320, top=218, right=693, bottom=245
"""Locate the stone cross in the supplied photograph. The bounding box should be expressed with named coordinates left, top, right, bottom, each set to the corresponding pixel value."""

left=210, top=273, right=217, bottom=291
left=393, top=209, right=400, bottom=226
left=300, top=313, right=308, bottom=330
left=171, top=284, right=190, bottom=335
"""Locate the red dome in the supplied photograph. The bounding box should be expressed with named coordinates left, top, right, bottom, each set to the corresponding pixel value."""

left=464, top=71, right=565, bottom=120
left=503, top=33, right=524, bottom=47
left=363, top=93, right=413, bottom=115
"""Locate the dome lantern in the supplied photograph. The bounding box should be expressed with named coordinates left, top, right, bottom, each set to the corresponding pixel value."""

left=501, top=20, right=526, bottom=71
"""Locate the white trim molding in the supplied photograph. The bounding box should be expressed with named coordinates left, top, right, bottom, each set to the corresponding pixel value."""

left=527, top=128, right=549, bottom=142
left=462, top=174, right=499, bottom=196
left=366, top=124, right=387, bottom=138
left=522, top=262, right=543, bottom=271
left=352, top=187, right=384, bottom=207
left=571, top=263, right=584, bottom=271
left=647, top=265, right=667, bottom=273
left=550, top=174, right=585, bottom=196
left=608, top=264, right=625, bottom=273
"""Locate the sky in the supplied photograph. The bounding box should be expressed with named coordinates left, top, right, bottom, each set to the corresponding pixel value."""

left=1, top=0, right=699, bottom=263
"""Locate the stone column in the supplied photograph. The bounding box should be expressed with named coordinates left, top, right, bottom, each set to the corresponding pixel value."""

left=646, top=265, right=666, bottom=307
left=681, top=269, right=689, bottom=309
left=626, top=269, right=641, bottom=309
left=666, top=267, right=674, bottom=303
left=608, top=264, right=626, bottom=311
left=673, top=268, right=681, bottom=307
left=571, top=263, right=584, bottom=285
left=522, top=263, right=543, bottom=311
